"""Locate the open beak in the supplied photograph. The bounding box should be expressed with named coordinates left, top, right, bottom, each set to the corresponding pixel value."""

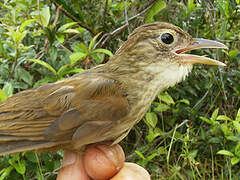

left=175, top=38, right=228, bottom=66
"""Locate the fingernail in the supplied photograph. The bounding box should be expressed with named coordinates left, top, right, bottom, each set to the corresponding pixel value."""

left=62, top=151, right=77, bottom=167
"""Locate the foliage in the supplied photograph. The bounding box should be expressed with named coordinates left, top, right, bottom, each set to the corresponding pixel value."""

left=0, top=0, right=239, bottom=179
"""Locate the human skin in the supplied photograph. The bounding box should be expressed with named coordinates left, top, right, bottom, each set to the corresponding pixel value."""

left=57, top=143, right=151, bottom=180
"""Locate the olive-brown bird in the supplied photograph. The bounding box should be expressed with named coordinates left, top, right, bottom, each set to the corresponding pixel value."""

left=0, top=22, right=227, bottom=156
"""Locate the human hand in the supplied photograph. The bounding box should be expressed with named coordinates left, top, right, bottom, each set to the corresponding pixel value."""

left=57, top=142, right=151, bottom=180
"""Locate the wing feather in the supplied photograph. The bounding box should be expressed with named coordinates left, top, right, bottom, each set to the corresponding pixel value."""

left=0, top=72, right=129, bottom=154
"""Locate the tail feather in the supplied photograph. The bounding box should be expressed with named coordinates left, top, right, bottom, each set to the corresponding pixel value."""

left=0, top=134, right=43, bottom=142
left=0, top=140, right=60, bottom=156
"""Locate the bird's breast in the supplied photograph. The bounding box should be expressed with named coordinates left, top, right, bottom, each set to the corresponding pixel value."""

left=125, top=78, right=161, bottom=124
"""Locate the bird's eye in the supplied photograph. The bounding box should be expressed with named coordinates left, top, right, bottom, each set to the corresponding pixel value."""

left=161, top=33, right=174, bottom=44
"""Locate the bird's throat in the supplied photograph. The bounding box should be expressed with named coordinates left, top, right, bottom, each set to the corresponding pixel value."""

left=92, top=53, right=192, bottom=118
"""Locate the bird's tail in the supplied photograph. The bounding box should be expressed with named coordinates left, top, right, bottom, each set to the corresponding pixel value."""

left=0, top=136, right=60, bottom=156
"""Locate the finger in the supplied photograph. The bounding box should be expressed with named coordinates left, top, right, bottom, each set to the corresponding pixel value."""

left=83, top=142, right=125, bottom=180
left=57, top=151, right=91, bottom=180
left=110, top=162, right=151, bottom=180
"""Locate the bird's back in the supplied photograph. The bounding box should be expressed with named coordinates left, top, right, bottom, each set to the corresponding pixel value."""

left=0, top=70, right=130, bottom=155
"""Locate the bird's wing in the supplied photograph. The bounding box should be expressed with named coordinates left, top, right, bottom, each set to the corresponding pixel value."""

left=0, top=72, right=129, bottom=150
left=43, top=74, right=130, bottom=144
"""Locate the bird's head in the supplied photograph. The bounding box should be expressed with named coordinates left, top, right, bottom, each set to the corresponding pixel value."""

left=113, top=22, right=228, bottom=89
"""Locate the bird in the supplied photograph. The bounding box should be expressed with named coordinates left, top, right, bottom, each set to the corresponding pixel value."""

left=0, top=22, right=228, bottom=156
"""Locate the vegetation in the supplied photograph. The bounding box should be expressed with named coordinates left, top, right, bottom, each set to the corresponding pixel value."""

left=0, top=0, right=239, bottom=179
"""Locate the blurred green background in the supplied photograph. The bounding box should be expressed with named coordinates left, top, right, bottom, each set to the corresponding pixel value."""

left=0, top=0, right=239, bottom=179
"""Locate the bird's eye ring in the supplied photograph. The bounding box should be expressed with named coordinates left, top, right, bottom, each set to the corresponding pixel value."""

left=161, top=33, right=174, bottom=45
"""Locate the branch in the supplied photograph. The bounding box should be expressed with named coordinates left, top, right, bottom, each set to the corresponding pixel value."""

left=126, top=119, right=190, bottom=161
left=103, top=0, right=108, bottom=25
left=35, top=39, right=49, bottom=59
left=53, top=5, right=61, bottom=27
left=206, top=0, right=217, bottom=39
left=37, top=0, right=44, bottom=27
left=51, top=0, right=95, bottom=35
left=137, top=0, right=158, bottom=13
left=124, top=0, right=130, bottom=33
left=154, top=119, right=190, bottom=144
left=94, top=1, right=156, bottom=48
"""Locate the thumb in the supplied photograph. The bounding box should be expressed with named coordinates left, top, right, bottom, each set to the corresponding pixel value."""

left=57, top=151, right=90, bottom=180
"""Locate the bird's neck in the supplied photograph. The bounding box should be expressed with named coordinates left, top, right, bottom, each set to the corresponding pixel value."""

left=92, top=53, right=192, bottom=107
left=89, top=53, right=192, bottom=126
left=100, top=54, right=191, bottom=89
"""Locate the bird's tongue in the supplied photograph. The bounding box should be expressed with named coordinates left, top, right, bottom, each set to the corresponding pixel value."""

left=174, top=38, right=228, bottom=66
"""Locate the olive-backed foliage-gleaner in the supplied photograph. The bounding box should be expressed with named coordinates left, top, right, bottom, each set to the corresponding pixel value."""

left=0, top=22, right=228, bottom=156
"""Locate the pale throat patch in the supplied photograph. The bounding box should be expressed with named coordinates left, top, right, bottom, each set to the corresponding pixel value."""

left=145, top=62, right=193, bottom=89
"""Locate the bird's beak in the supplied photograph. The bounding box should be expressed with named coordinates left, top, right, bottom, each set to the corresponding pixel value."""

left=174, top=38, right=228, bottom=66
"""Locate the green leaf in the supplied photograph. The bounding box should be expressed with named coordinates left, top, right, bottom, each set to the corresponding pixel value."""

left=145, top=0, right=166, bottom=23
left=217, top=0, right=229, bottom=18
left=0, top=89, right=8, bottom=102
left=135, top=150, right=145, bottom=160
left=189, top=150, right=198, bottom=159
left=70, top=52, right=87, bottom=64
left=154, top=104, right=170, bottom=112
left=187, top=0, right=196, bottom=11
left=216, top=115, right=232, bottom=121
left=25, top=152, right=38, bottom=163
left=91, top=48, right=113, bottom=57
left=235, top=142, right=240, bottom=155
left=146, top=152, right=158, bottom=161
left=228, top=49, right=239, bottom=59
left=57, top=64, right=71, bottom=77
left=49, top=46, right=58, bottom=62
left=158, top=92, right=174, bottom=105
left=6, top=27, right=26, bottom=44
left=0, top=2, right=8, bottom=9
left=157, top=146, right=167, bottom=155
left=15, top=160, right=26, bottom=175
left=200, top=116, right=214, bottom=125
left=63, top=29, right=80, bottom=34
left=233, top=121, right=240, bottom=134
left=89, top=32, right=102, bottom=51
left=29, top=59, right=57, bottom=76
left=78, top=43, right=89, bottom=53
left=44, top=27, right=55, bottom=44
left=39, top=6, right=50, bottom=27
left=236, top=108, right=240, bottom=122
left=154, top=127, right=165, bottom=136
left=145, top=112, right=158, bottom=128
left=221, top=123, right=231, bottom=136
left=56, top=34, right=64, bottom=43
left=9, top=155, right=26, bottom=175
left=217, top=150, right=234, bottom=156
left=17, top=68, right=33, bottom=85
left=146, top=128, right=155, bottom=142
left=33, top=77, right=57, bottom=88
left=147, top=127, right=164, bottom=142
left=186, top=0, right=201, bottom=13
left=177, top=99, right=190, bottom=105
left=19, top=19, right=36, bottom=32
left=3, top=82, right=13, bottom=97
left=226, top=136, right=240, bottom=142
left=60, top=68, right=85, bottom=76
left=200, top=127, right=206, bottom=140
left=231, top=157, right=240, bottom=165
left=0, top=167, right=14, bottom=180
left=211, top=108, right=219, bottom=121
left=58, top=22, right=78, bottom=32
left=112, top=1, right=131, bottom=11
